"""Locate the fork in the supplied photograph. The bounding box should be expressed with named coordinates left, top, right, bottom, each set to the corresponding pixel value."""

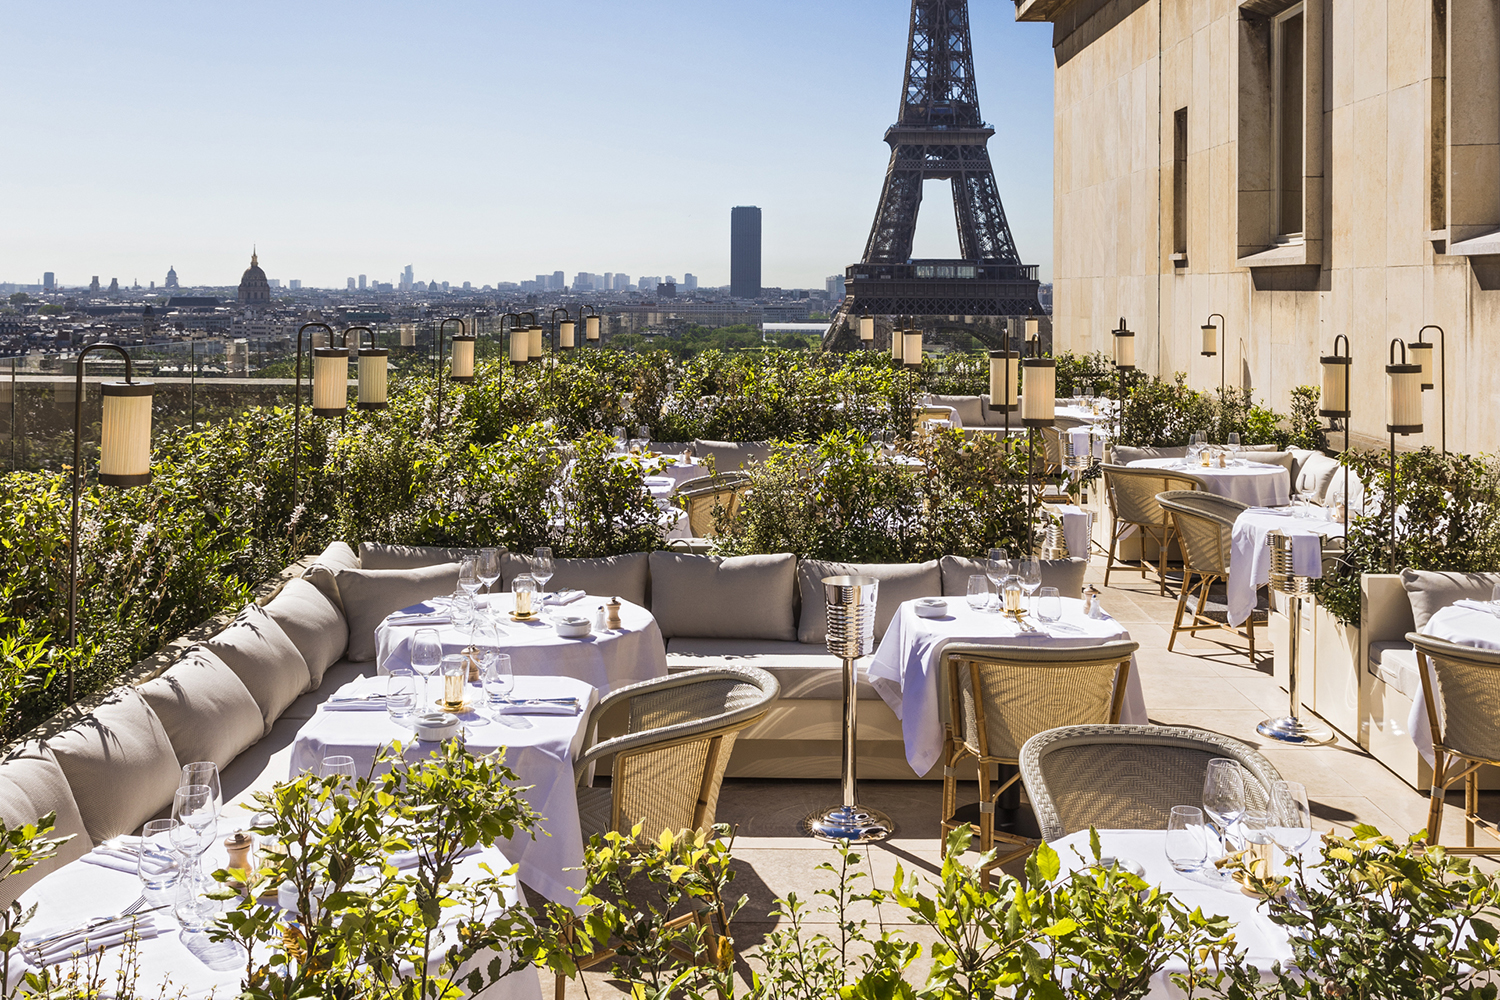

left=120, top=896, right=149, bottom=917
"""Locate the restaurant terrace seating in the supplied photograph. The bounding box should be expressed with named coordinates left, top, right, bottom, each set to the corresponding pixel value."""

left=1157, top=490, right=1258, bottom=660
left=1101, top=464, right=1205, bottom=594
left=1410, top=632, right=1500, bottom=853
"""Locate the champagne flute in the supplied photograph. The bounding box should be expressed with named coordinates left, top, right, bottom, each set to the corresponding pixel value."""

left=410, top=627, right=444, bottom=709
left=1202, top=758, right=1247, bottom=875
left=170, top=784, right=217, bottom=930
left=476, top=548, right=502, bottom=603
left=532, top=547, right=555, bottom=599
left=1019, top=557, right=1041, bottom=613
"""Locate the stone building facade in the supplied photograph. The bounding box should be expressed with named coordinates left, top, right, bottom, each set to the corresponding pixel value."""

left=1018, top=0, right=1500, bottom=453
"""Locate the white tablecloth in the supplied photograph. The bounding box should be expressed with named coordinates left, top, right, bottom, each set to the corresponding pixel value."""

left=1055, top=403, right=1111, bottom=424
left=376, top=594, right=667, bottom=693
left=12, top=840, right=540, bottom=1000
left=867, top=597, right=1149, bottom=775
left=1051, top=829, right=1294, bottom=992
left=1128, top=457, right=1291, bottom=508
left=1227, top=510, right=1345, bottom=626
left=1409, top=602, right=1500, bottom=764
left=291, top=674, right=597, bottom=904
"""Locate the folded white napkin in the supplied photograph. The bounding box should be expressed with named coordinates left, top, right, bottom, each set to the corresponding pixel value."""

left=543, top=590, right=585, bottom=606
left=1454, top=599, right=1500, bottom=614
left=497, top=698, right=581, bottom=716
left=24, top=915, right=158, bottom=966
left=82, top=845, right=174, bottom=876
left=1249, top=507, right=1293, bottom=516
left=1289, top=533, right=1325, bottom=577
left=386, top=614, right=452, bottom=627
left=324, top=696, right=388, bottom=712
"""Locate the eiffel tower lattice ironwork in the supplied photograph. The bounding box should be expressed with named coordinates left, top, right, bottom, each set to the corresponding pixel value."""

left=828, top=0, right=1040, bottom=349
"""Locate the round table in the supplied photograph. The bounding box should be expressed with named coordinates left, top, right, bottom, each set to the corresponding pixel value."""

left=375, top=593, right=668, bottom=693
left=1128, top=456, right=1291, bottom=508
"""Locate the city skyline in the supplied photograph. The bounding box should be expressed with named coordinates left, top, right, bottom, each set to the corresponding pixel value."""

left=0, top=1, right=1055, bottom=289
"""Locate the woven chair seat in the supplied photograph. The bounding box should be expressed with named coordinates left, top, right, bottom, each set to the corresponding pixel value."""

left=1101, top=465, right=1206, bottom=595
left=1158, top=490, right=1259, bottom=661
left=676, top=473, right=752, bottom=538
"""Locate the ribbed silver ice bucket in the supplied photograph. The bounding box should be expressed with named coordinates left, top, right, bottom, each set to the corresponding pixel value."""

left=1267, top=530, right=1316, bottom=596
left=823, top=575, right=878, bottom=660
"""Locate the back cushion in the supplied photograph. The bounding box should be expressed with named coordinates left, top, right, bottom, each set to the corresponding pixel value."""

left=504, top=552, right=650, bottom=608
left=1246, top=451, right=1295, bottom=474
left=358, top=543, right=477, bottom=569
left=648, top=552, right=797, bottom=640
left=263, top=578, right=348, bottom=689
left=796, top=560, right=940, bottom=644
left=203, top=603, right=312, bottom=733
left=336, top=563, right=461, bottom=661
left=1401, top=569, right=1500, bottom=630
left=692, top=440, right=776, bottom=471
left=137, top=648, right=265, bottom=770
left=928, top=395, right=985, bottom=428
left=0, top=745, right=91, bottom=906
left=1293, top=452, right=1341, bottom=503
left=940, top=556, right=1089, bottom=600
left=301, top=540, right=360, bottom=613
left=46, top=687, right=181, bottom=845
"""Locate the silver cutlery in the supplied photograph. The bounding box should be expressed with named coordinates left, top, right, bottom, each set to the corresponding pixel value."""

left=500, top=697, right=579, bottom=709
left=28, top=902, right=165, bottom=950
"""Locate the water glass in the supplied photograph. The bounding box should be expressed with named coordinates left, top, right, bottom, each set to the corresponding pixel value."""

left=1036, top=586, right=1062, bottom=623
left=513, top=573, right=538, bottom=617
left=966, top=574, right=990, bottom=611
left=171, top=784, right=217, bottom=930
left=450, top=589, right=475, bottom=629
left=1165, top=805, right=1209, bottom=873
left=138, top=818, right=181, bottom=896
left=484, top=652, right=514, bottom=708
left=1240, top=806, right=1275, bottom=873
left=386, top=671, right=417, bottom=723
left=476, top=547, right=502, bottom=599
left=1227, top=432, right=1241, bottom=462
left=320, top=755, right=356, bottom=779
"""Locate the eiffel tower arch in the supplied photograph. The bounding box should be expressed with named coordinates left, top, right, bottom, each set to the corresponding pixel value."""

left=826, top=0, right=1041, bottom=351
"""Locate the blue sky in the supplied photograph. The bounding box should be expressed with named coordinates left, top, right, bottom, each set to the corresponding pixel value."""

left=1, top=1, right=1055, bottom=290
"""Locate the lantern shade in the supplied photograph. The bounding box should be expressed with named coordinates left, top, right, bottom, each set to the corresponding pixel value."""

left=509, top=329, right=528, bottom=363
left=312, top=347, right=348, bottom=416
left=450, top=336, right=476, bottom=383
left=358, top=349, right=389, bottom=409
left=988, top=350, right=1019, bottom=411
left=585, top=315, right=600, bottom=341
left=1319, top=355, right=1351, bottom=417
left=903, top=330, right=923, bottom=365
left=1386, top=361, right=1423, bottom=434
left=1113, top=329, right=1136, bottom=369
left=528, top=325, right=544, bottom=359
left=1021, top=358, right=1056, bottom=426
left=1201, top=324, right=1218, bottom=357
left=1024, top=316, right=1040, bottom=340
left=400, top=323, right=415, bottom=347
left=858, top=317, right=875, bottom=341
left=890, top=328, right=904, bottom=361
left=560, top=320, right=576, bottom=349
left=98, top=381, right=153, bottom=486
left=1406, top=340, right=1434, bottom=390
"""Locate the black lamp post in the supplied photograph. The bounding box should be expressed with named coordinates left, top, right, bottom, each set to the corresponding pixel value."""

left=67, top=343, right=155, bottom=700
left=1385, top=339, right=1423, bottom=572
left=1021, top=335, right=1057, bottom=555
left=291, top=322, right=347, bottom=532
left=581, top=305, right=600, bottom=347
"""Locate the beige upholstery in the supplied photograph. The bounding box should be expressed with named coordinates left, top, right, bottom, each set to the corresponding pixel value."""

left=1158, top=490, right=1257, bottom=661
left=1290, top=450, right=1341, bottom=502
left=137, top=648, right=265, bottom=769
left=203, top=602, right=313, bottom=732
left=263, top=578, right=348, bottom=689
left=665, top=638, right=878, bottom=700
left=796, top=560, right=940, bottom=644
left=1400, top=569, right=1500, bottom=630
left=1369, top=641, right=1421, bottom=699
left=938, top=556, right=1089, bottom=601
left=647, top=552, right=797, bottom=641
left=928, top=394, right=985, bottom=427
left=1411, top=632, right=1500, bottom=853
left=1111, top=445, right=1189, bottom=465
left=335, top=563, right=460, bottom=661
left=1019, top=724, right=1283, bottom=842
left=358, top=543, right=475, bottom=569
left=301, top=540, right=359, bottom=613
left=676, top=473, right=752, bottom=538
left=1324, top=471, right=1367, bottom=515
left=0, top=745, right=91, bottom=907
left=504, top=552, right=650, bottom=608
left=1244, top=451, right=1295, bottom=474
left=45, top=687, right=181, bottom=845
left=691, top=440, right=775, bottom=471
left=1102, top=464, right=1205, bottom=594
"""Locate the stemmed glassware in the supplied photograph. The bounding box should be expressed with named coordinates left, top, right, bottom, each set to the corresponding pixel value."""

left=320, top=756, right=356, bottom=779
left=170, top=784, right=217, bottom=931
left=1226, top=432, right=1241, bottom=464
left=181, top=761, right=222, bottom=820
left=475, top=548, right=502, bottom=606
left=532, top=547, right=555, bottom=600
left=1269, top=779, right=1312, bottom=860
left=410, top=627, right=444, bottom=710
left=985, top=548, right=1010, bottom=613
left=1201, top=758, right=1247, bottom=879
left=1018, top=557, right=1041, bottom=613
left=484, top=652, right=529, bottom=730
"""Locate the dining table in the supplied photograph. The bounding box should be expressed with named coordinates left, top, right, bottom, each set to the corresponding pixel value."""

left=1127, top=456, right=1291, bottom=508
left=11, top=838, right=541, bottom=999
left=375, top=593, right=668, bottom=693
left=1408, top=600, right=1500, bottom=764
left=867, top=596, right=1149, bottom=775
left=1226, top=508, right=1344, bottom=626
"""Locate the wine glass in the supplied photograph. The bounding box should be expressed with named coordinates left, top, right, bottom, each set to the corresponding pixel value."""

left=1202, top=758, right=1247, bottom=870
left=1226, top=432, right=1241, bottom=464
left=170, top=784, right=217, bottom=930
left=1036, top=586, right=1062, bottom=624
left=320, top=755, right=356, bottom=779
left=1165, top=805, right=1209, bottom=874
left=410, top=627, right=444, bottom=709
left=985, top=548, right=1010, bottom=612
left=1270, top=780, right=1312, bottom=858
left=1018, top=557, right=1041, bottom=613
left=180, top=761, right=221, bottom=820
left=457, top=557, right=481, bottom=601
left=532, top=547, right=555, bottom=599
left=476, top=548, right=502, bottom=602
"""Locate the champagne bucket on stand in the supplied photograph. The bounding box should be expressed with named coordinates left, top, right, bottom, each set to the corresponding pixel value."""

left=1256, top=531, right=1333, bottom=745
left=804, top=576, right=893, bottom=842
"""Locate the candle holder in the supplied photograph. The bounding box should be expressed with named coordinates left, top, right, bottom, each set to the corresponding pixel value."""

left=511, top=574, right=538, bottom=621
left=439, top=653, right=469, bottom=713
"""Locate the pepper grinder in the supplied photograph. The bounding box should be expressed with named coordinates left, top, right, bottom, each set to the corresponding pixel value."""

left=225, top=831, right=254, bottom=872
left=605, top=597, right=623, bottom=631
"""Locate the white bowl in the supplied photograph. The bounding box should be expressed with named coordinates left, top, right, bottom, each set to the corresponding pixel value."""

left=554, top=615, right=592, bottom=638
left=413, top=712, right=459, bottom=741
left=914, top=598, right=948, bottom=619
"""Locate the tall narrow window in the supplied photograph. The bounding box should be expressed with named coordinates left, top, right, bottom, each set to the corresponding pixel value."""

left=1173, top=108, right=1189, bottom=256
left=1430, top=0, right=1448, bottom=232
left=1274, top=4, right=1305, bottom=238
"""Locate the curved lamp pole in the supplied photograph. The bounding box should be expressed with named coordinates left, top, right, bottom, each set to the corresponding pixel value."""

left=551, top=306, right=574, bottom=353
left=1410, top=324, right=1446, bottom=455
left=291, top=321, right=346, bottom=533
left=435, top=316, right=471, bottom=435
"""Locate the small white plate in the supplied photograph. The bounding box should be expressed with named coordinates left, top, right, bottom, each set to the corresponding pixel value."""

left=915, top=598, right=948, bottom=619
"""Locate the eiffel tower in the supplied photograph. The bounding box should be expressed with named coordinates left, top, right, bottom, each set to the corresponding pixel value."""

left=826, top=0, right=1040, bottom=350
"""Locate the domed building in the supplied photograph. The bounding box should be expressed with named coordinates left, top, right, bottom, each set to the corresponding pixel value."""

left=237, top=249, right=271, bottom=307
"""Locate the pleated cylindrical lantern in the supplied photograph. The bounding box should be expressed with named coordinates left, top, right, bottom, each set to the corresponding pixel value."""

left=988, top=350, right=1019, bottom=412
left=1113, top=323, right=1136, bottom=370
left=891, top=328, right=905, bottom=362
left=509, top=328, right=528, bottom=364
left=859, top=317, right=875, bottom=342
left=400, top=323, right=416, bottom=347
left=528, top=325, right=544, bottom=359
left=1406, top=338, right=1434, bottom=391
left=358, top=348, right=389, bottom=409
left=1201, top=323, right=1218, bottom=357
left=1021, top=357, right=1056, bottom=427
left=903, top=330, right=923, bottom=366
left=585, top=315, right=601, bottom=341
left=560, top=320, right=576, bottom=349
left=1319, top=335, right=1351, bottom=418
left=98, top=381, right=154, bottom=486
left=450, top=335, right=476, bottom=383
left=311, top=348, right=349, bottom=417
left=1386, top=340, right=1423, bottom=435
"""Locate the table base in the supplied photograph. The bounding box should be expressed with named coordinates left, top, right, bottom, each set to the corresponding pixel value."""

left=803, top=804, right=895, bottom=843
left=1256, top=714, right=1334, bottom=745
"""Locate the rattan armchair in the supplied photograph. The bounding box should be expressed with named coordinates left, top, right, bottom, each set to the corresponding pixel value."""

left=675, top=472, right=752, bottom=539
left=941, top=641, right=1138, bottom=878
left=1018, top=724, right=1282, bottom=842
left=1101, top=464, right=1206, bottom=594
left=1410, top=632, right=1500, bottom=853
left=1157, top=490, right=1257, bottom=662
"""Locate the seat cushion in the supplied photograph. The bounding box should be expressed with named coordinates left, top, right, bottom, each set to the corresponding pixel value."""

left=0, top=745, right=92, bottom=907
left=665, top=638, right=877, bottom=700
left=503, top=552, right=650, bottom=608
left=203, top=602, right=313, bottom=733
left=691, top=440, right=776, bottom=471
left=1400, top=569, right=1500, bottom=630
left=358, top=543, right=477, bottom=569
left=263, top=578, right=348, bottom=690
left=136, top=648, right=265, bottom=770
left=928, top=395, right=984, bottom=429
left=1292, top=451, right=1341, bottom=503
left=336, top=563, right=461, bottom=661
left=795, top=560, right=940, bottom=644
left=939, top=556, right=1089, bottom=601
left=301, top=540, right=360, bottom=613
left=647, top=552, right=797, bottom=641
left=45, top=687, right=182, bottom=845
left=1370, top=641, right=1421, bottom=700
